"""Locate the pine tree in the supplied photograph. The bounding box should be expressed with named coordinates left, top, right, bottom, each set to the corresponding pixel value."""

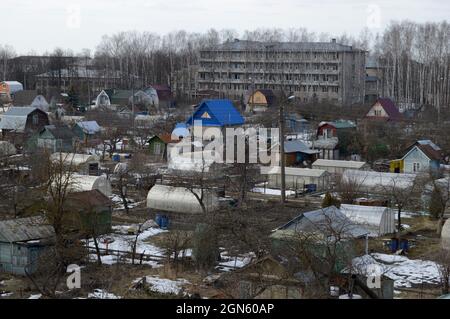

left=429, top=187, right=444, bottom=220
left=322, top=192, right=341, bottom=208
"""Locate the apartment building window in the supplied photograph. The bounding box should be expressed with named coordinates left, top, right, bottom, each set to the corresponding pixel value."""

left=322, top=87, right=328, bottom=93
left=313, top=86, right=318, bottom=92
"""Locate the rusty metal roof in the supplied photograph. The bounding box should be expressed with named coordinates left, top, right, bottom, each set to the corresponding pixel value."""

left=0, top=216, right=55, bottom=243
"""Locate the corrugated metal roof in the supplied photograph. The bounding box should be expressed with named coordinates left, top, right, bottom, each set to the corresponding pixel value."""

left=284, top=140, right=319, bottom=154
left=0, top=216, right=55, bottom=243
left=77, top=121, right=102, bottom=134
left=0, top=107, right=41, bottom=132
left=275, top=206, right=369, bottom=239
left=0, top=116, right=28, bottom=132
left=312, top=137, right=339, bottom=149
left=261, top=166, right=328, bottom=177
left=213, top=40, right=363, bottom=52
left=2, top=106, right=38, bottom=116
left=417, top=140, right=441, bottom=151
left=187, top=99, right=245, bottom=127
left=312, top=159, right=368, bottom=169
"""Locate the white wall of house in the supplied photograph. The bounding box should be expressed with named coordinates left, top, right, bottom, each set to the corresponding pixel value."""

left=366, top=102, right=388, bottom=118
left=403, top=147, right=431, bottom=173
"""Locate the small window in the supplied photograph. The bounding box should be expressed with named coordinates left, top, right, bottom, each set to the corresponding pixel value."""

left=413, top=162, right=420, bottom=172
left=154, top=143, right=162, bottom=155
left=201, top=112, right=211, bottom=119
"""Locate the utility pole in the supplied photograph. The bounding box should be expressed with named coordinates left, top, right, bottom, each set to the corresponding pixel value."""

left=132, top=86, right=135, bottom=135
left=279, top=101, right=286, bottom=204
left=280, top=95, right=295, bottom=204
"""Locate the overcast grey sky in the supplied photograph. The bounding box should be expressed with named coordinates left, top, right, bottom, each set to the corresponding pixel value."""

left=3, top=0, right=449, bottom=54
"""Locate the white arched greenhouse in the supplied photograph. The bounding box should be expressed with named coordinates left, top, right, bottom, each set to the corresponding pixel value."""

left=147, top=184, right=219, bottom=214
left=340, top=204, right=395, bottom=237
left=442, top=219, right=450, bottom=250
left=52, top=174, right=112, bottom=197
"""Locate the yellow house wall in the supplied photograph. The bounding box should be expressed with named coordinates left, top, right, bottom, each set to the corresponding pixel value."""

left=248, top=91, right=268, bottom=105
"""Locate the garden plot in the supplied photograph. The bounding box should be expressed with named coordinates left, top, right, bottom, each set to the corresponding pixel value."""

left=86, top=226, right=167, bottom=266
left=216, top=251, right=255, bottom=272
left=110, top=195, right=144, bottom=211
left=88, top=289, right=122, bottom=299
left=132, top=276, right=190, bottom=296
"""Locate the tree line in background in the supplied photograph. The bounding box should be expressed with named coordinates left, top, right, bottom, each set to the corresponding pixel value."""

left=0, top=20, right=449, bottom=109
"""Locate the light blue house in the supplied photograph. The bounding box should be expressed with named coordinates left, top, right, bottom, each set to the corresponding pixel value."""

left=401, top=140, right=442, bottom=174
left=0, top=217, right=55, bottom=275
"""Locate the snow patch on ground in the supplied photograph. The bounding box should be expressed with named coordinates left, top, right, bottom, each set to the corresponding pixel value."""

left=252, top=187, right=296, bottom=196
left=217, top=251, right=255, bottom=271
left=133, top=276, right=190, bottom=295
left=86, top=226, right=167, bottom=266
left=88, top=227, right=167, bottom=255
left=351, top=253, right=441, bottom=288
left=28, top=294, right=42, bottom=299
left=88, top=289, right=122, bottom=299
left=110, top=195, right=144, bottom=211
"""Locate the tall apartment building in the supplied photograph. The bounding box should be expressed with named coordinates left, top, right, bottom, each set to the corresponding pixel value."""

left=197, top=39, right=366, bottom=105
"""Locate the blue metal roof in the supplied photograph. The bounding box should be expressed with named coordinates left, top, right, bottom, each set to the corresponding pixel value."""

left=77, top=121, right=102, bottom=134
left=186, top=99, right=245, bottom=127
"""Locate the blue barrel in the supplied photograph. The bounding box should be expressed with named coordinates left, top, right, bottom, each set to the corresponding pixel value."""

left=160, top=215, right=169, bottom=229
left=155, top=214, right=162, bottom=227
left=306, top=184, right=317, bottom=193
left=112, top=154, right=120, bottom=162
left=400, top=239, right=409, bottom=252
left=155, top=214, right=169, bottom=229
left=390, top=238, right=399, bottom=252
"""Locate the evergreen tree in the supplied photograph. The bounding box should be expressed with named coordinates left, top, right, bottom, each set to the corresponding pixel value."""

left=322, top=192, right=341, bottom=208
left=429, top=187, right=444, bottom=220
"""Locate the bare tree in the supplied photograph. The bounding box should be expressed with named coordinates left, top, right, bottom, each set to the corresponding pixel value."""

left=160, top=230, right=192, bottom=275
left=380, top=175, right=424, bottom=239
left=428, top=174, right=450, bottom=236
